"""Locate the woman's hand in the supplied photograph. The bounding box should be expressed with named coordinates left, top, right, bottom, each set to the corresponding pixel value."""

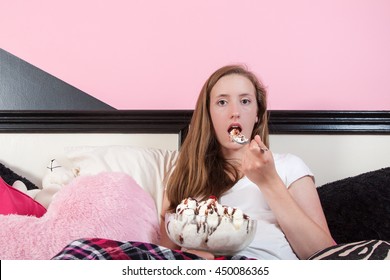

left=241, top=135, right=279, bottom=187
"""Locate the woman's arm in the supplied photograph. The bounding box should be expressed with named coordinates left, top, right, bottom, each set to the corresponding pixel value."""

left=279, top=176, right=335, bottom=259
left=159, top=190, right=180, bottom=250
left=242, top=136, right=336, bottom=259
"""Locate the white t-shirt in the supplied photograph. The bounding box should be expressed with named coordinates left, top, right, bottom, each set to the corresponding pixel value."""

left=219, top=153, right=314, bottom=260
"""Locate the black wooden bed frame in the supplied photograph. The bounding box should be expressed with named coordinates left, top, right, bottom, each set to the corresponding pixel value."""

left=1, top=110, right=389, bottom=145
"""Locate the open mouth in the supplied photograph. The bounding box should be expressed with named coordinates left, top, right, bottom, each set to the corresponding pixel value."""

left=228, top=125, right=242, bottom=135
left=228, top=126, right=249, bottom=144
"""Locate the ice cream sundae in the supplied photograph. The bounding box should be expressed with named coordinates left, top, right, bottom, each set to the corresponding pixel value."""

left=165, top=196, right=256, bottom=254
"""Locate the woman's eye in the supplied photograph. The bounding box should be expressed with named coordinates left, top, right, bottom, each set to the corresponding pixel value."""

left=241, top=98, right=251, bottom=105
left=217, top=100, right=227, bottom=106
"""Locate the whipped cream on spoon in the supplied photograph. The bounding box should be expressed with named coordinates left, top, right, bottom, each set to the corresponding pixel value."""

left=229, top=128, right=249, bottom=144
left=229, top=128, right=268, bottom=152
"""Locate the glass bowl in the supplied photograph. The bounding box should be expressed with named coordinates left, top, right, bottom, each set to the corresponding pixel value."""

left=165, top=212, right=257, bottom=255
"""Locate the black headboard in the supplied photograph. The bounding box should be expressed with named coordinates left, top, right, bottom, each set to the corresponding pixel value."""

left=1, top=110, right=389, bottom=146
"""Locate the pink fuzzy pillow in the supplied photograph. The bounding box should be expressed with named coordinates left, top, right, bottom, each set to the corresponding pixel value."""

left=0, top=172, right=160, bottom=259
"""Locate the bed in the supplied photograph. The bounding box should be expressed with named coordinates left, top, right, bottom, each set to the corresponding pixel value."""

left=0, top=109, right=389, bottom=260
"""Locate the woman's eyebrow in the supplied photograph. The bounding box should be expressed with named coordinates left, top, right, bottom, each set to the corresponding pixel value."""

left=213, top=93, right=230, bottom=99
left=213, top=93, right=255, bottom=99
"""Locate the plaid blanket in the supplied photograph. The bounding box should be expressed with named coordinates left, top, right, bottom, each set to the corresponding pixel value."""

left=51, top=238, right=254, bottom=260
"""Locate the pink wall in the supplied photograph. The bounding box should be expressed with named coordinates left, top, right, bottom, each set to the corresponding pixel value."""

left=1, top=0, right=390, bottom=110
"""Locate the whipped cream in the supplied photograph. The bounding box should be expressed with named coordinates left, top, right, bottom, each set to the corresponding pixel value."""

left=166, top=196, right=256, bottom=254
left=229, top=128, right=249, bottom=144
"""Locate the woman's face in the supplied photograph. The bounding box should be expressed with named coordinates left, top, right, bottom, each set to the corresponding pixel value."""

left=209, top=74, right=258, bottom=157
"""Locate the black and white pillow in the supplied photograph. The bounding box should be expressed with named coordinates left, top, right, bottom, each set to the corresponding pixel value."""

left=308, top=240, right=390, bottom=260
left=0, top=162, right=38, bottom=190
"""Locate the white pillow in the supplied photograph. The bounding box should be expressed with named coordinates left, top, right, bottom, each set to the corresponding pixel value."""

left=64, top=145, right=178, bottom=219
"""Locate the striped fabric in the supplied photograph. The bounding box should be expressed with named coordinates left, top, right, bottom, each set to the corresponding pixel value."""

left=308, top=240, right=390, bottom=260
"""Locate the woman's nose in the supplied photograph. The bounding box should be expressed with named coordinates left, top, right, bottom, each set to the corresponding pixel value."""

left=231, top=111, right=239, bottom=118
left=231, top=105, right=240, bottom=119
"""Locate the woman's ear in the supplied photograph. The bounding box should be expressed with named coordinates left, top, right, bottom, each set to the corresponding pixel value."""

left=255, top=116, right=259, bottom=123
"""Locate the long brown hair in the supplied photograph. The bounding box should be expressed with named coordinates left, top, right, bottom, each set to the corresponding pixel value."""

left=166, top=64, right=269, bottom=212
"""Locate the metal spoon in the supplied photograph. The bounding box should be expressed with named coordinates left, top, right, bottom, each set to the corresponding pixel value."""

left=231, top=133, right=268, bottom=153
left=231, top=134, right=249, bottom=144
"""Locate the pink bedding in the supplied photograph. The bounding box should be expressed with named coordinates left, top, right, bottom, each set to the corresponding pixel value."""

left=0, top=172, right=160, bottom=260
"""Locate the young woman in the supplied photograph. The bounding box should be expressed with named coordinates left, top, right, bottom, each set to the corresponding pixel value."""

left=160, top=64, right=335, bottom=260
